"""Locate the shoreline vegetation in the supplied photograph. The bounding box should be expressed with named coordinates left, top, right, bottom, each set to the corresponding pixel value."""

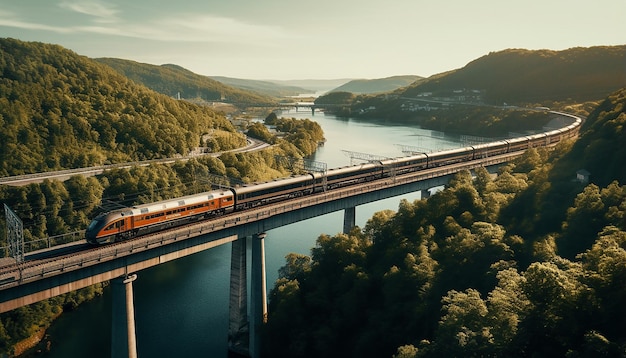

left=13, top=312, right=59, bottom=357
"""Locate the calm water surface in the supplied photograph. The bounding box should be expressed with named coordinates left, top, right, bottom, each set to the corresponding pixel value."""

left=44, top=110, right=462, bottom=357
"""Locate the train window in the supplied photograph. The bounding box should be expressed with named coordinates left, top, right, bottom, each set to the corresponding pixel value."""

left=105, top=223, right=115, bottom=231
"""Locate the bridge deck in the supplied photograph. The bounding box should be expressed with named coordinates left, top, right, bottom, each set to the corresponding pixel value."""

left=0, top=151, right=521, bottom=313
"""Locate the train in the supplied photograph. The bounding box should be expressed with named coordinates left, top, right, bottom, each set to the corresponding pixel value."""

left=85, top=111, right=582, bottom=245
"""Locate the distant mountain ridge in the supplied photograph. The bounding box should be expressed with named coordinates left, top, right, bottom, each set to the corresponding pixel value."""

left=330, top=75, right=424, bottom=94
left=95, top=59, right=352, bottom=99
left=209, top=78, right=356, bottom=97
left=208, top=76, right=312, bottom=97
left=269, top=79, right=353, bottom=93
left=96, top=58, right=278, bottom=106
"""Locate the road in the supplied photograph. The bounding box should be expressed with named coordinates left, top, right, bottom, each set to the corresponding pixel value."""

left=0, top=137, right=270, bottom=186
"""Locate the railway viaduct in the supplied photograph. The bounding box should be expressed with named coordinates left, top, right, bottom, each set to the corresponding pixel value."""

left=0, top=152, right=522, bottom=358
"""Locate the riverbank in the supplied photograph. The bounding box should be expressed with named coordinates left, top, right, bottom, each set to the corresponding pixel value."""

left=10, top=311, right=60, bottom=357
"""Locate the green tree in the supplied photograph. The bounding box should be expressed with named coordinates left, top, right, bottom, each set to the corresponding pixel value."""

left=393, top=345, right=418, bottom=358
left=518, top=259, right=592, bottom=356
left=560, top=184, right=606, bottom=257
left=579, top=226, right=626, bottom=346
left=433, top=289, right=492, bottom=356
left=246, top=122, right=275, bottom=144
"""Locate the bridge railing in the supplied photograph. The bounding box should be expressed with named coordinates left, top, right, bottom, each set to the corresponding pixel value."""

left=1, top=231, right=85, bottom=258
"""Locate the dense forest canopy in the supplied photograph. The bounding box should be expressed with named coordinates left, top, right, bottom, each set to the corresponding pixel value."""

left=502, top=88, right=626, bottom=252
left=263, top=88, right=626, bottom=357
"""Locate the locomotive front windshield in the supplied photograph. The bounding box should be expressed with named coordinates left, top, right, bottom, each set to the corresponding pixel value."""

left=86, top=216, right=106, bottom=237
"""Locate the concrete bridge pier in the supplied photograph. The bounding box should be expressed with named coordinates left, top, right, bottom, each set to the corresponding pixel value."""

left=111, top=273, right=138, bottom=358
left=228, top=237, right=249, bottom=356
left=343, top=206, right=356, bottom=234
left=250, top=232, right=267, bottom=358
left=228, top=232, right=267, bottom=358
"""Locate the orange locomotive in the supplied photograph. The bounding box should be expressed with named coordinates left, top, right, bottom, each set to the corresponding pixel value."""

left=85, top=189, right=234, bottom=244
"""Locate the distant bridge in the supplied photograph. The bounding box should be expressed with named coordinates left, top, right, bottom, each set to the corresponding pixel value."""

left=279, top=102, right=344, bottom=115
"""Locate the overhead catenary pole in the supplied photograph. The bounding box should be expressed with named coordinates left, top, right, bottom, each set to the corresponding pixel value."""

left=4, top=204, right=24, bottom=264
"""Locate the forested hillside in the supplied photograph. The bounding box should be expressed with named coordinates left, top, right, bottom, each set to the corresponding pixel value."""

left=503, top=88, right=626, bottom=256
left=0, top=38, right=245, bottom=176
left=401, top=46, right=626, bottom=105
left=96, top=59, right=279, bottom=105
left=263, top=88, right=626, bottom=357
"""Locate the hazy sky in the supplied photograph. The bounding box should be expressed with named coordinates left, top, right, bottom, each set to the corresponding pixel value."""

left=1, top=0, right=624, bottom=80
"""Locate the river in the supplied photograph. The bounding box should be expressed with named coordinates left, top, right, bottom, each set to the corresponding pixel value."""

left=41, top=110, right=462, bottom=357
